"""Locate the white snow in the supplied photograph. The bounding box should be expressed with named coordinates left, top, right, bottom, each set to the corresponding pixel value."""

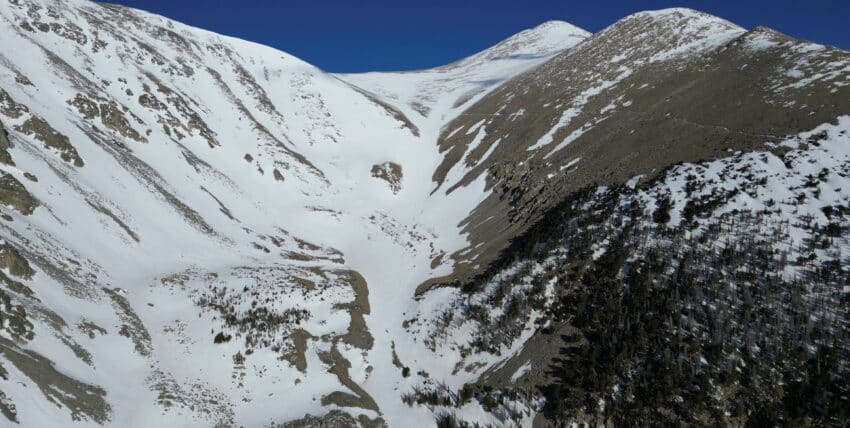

left=560, top=157, right=582, bottom=171
left=528, top=107, right=580, bottom=151
left=0, top=2, right=592, bottom=426
left=511, top=361, right=532, bottom=382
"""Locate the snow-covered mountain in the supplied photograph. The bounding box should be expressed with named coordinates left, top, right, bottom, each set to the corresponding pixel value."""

left=0, top=2, right=587, bottom=426
left=340, top=20, right=589, bottom=129
left=0, top=1, right=848, bottom=426
left=426, top=8, right=850, bottom=292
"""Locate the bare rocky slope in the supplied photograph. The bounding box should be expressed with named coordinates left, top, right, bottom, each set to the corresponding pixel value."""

left=424, top=8, right=850, bottom=292
left=0, top=1, right=848, bottom=426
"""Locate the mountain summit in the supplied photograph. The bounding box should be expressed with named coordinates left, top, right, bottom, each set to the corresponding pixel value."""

left=340, top=20, right=589, bottom=133
left=1, top=1, right=848, bottom=426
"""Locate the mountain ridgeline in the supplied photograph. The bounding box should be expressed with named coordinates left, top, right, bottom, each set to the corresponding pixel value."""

left=0, top=1, right=848, bottom=426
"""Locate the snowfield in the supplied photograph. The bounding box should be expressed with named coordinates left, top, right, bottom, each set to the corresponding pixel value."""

left=0, top=1, right=589, bottom=426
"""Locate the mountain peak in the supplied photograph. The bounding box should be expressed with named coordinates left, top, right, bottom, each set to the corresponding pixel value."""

left=340, top=19, right=589, bottom=121
left=619, top=7, right=745, bottom=40
left=567, top=6, right=746, bottom=65
left=631, top=7, right=716, bottom=18
left=627, top=7, right=738, bottom=25
left=527, top=19, right=590, bottom=36
left=610, top=7, right=742, bottom=37
left=470, top=19, right=590, bottom=63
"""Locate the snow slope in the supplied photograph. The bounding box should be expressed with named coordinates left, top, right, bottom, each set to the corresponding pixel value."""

left=0, top=0, right=590, bottom=426
left=339, top=20, right=590, bottom=141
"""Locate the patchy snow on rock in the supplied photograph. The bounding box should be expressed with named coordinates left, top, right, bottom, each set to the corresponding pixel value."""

left=510, top=360, right=532, bottom=382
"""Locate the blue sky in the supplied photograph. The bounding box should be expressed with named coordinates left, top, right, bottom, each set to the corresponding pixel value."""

left=110, top=0, right=850, bottom=73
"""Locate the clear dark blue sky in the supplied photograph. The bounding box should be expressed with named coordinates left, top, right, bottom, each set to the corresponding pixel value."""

left=107, top=0, right=850, bottom=73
